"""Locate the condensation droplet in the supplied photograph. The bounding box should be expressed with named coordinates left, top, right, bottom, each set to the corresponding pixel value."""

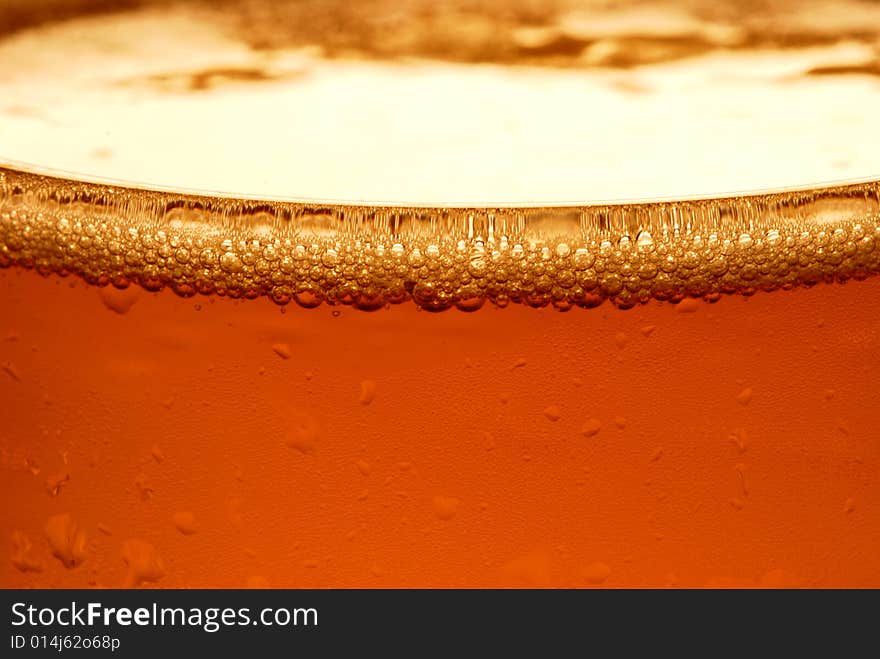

left=11, top=531, right=44, bottom=573
left=272, top=342, right=291, bottom=359
left=432, top=495, right=460, bottom=520
left=581, top=418, right=602, bottom=437
left=122, top=539, right=166, bottom=587
left=359, top=380, right=377, bottom=405
left=98, top=285, right=140, bottom=315
left=285, top=411, right=320, bottom=454
left=676, top=298, right=700, bottom=313
left=583, top=562, right=611, bottom=584
left=737, top=387, right=753, bottom=406
left=45, top=514, right=87, bottom=569
left=172, top=511, right=198, bottom=535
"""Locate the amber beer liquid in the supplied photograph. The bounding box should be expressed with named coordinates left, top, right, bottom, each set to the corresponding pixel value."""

left=1, top=167, right=879, bottom=588
left=1, top=0, right=880, bottom=588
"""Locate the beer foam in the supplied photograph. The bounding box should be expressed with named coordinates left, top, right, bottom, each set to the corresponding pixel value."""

left=1, top=166, right=878, bottom=310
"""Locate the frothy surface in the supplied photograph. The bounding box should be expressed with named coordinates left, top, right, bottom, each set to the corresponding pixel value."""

left=1, top=167, right=878, bottom=310
left=1, top=0, right=879, bottom=203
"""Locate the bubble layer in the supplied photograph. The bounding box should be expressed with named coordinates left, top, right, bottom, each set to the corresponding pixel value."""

left=1, top=166, right=879, bottom=310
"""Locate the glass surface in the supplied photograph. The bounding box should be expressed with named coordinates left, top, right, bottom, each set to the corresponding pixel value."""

left=1, top=0, right=879, bottom=588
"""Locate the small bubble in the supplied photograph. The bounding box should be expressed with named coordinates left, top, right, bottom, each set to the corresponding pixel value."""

left=823, top=389, right=836, bottom=401
left=219, top=251, right=243, bottom=273
left=729, top=498, right=745, bottom=510
left=272, top=343, right=291, bottom=360
left=543, top=405, right=562, bottom=421
left=613, top=416, right=627, bottom=429
left=736, top=387, right=753, bottom=406
left=512, top=358, right=527, bottom=369
left=356, top=460, right=371, bottom=476
left=844, top=497, right=856, bottom=514
left=614, top=332, right=628, bottom=349
left=650, top=447, right=664, bottom=463
left=640, top=325, right=656, bottom=337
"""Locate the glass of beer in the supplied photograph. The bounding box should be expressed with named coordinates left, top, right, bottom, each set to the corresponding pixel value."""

left=1, top=0, right=878, bottom=588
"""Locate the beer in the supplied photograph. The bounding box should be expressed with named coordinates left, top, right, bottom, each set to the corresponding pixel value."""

left=1, top=0, right=879, bottom=587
